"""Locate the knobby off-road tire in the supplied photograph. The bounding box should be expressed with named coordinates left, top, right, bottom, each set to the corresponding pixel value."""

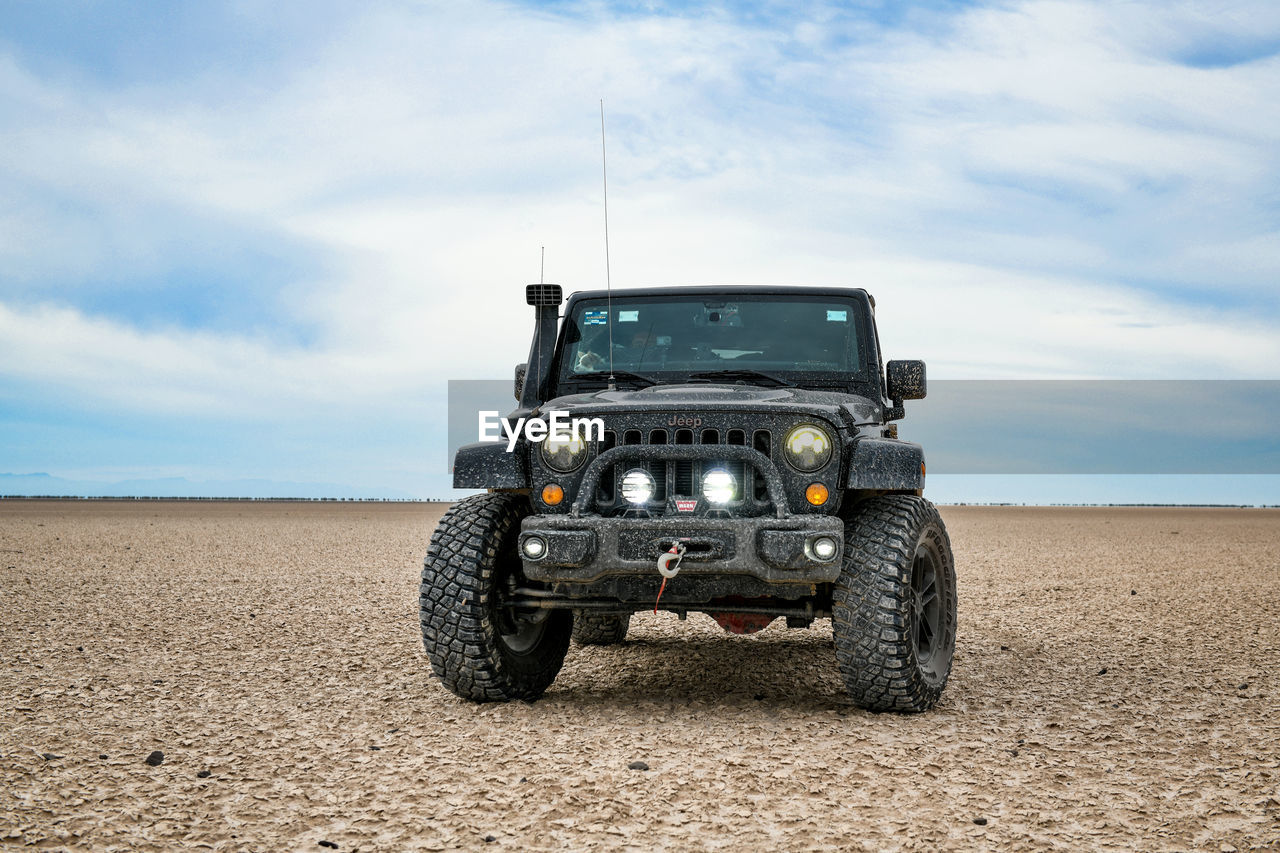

left=420, top=492, right=571, bottom=702
left=833, top=495, right=957, bottom=713
left=571, top=611, right=631, bottom=646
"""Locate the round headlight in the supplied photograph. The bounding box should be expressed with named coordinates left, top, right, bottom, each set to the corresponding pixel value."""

left=701, top=468, right=737, bottom=504
left=541, top=431, right=588, bottom=472
left=783, top=425, right=832, bottom=472
left=620, top=468, right=655, bottom=504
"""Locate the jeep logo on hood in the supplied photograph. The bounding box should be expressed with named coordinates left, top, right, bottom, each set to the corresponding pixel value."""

left=667, top=414, right=704, bottom=428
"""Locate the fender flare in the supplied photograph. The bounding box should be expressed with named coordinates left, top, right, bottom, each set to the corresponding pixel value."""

left=453, top=441, right=528, bottom=489
left=846, top=438, right=925, bottom=491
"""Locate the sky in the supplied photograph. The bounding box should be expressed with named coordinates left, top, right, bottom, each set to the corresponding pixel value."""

left=1, top=0, right=1278, bottom=501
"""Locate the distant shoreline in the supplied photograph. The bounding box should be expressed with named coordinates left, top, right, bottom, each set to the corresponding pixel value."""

left=0, top=495, right=446, bottom=503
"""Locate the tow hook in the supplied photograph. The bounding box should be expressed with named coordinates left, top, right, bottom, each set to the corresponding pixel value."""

left=658, top=541, right=686, bottom=578
left=654, top=541, right=687, bottom=612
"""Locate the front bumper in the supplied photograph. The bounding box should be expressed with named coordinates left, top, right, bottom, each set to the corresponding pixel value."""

left=519, top=513, right=844, bottom=585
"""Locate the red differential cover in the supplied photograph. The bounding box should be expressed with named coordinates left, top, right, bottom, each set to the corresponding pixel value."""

left=708, top=597, right=775, bottom=634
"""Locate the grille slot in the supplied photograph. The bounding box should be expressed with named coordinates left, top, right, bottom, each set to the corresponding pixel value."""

left=673, top=429, right=694, bottom=495
left=597, top=430, right=618, bottom=502
left=752, top=430, right=771, bottom=501
left=650, top=457, right=668, bottom=501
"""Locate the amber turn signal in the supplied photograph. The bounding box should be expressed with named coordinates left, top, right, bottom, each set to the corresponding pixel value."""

left=541, top=484, right=564, bottom=505
left=805, top=483, right=829, bottom=506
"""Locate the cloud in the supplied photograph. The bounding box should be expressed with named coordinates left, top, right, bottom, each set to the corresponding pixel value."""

left=1, top=0, right=1278, bottom=493
left=0, top=301, right=439, bottom=419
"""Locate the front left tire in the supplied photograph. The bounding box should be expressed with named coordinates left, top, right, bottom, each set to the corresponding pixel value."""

left=833, top=495, right=957, bottom=713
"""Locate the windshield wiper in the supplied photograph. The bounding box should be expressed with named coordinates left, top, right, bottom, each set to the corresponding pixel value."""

left=566, top=370, right=659, bottom=388
left=687, top=369, right=795, bottom=388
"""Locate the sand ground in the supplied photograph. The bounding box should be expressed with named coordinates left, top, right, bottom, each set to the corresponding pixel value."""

left=1, top=500, right=1277, bottom=851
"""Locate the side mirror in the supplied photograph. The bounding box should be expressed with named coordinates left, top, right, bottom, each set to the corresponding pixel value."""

left=886, top=360, right=927, bottom=401
left=514, top=363, right=528, bottom=401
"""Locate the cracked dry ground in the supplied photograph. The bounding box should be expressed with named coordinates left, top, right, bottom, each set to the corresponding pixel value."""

left=2, top=500, right=1278, bottom=851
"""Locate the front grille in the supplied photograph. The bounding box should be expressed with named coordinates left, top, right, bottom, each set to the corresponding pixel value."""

left=595, top=424, right=774, bottom=517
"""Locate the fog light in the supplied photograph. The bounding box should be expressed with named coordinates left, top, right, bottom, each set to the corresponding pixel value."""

left=805, top=483, right=829, bottom=506
left=621, top=468, right=655, bottom=504
left=701, top=468, right=737, bottom=504
left=522, top=535, right=547, bottom=559
left=541, top=484, right=564, bottom=505
left=811, top=536, right=838, bottom=561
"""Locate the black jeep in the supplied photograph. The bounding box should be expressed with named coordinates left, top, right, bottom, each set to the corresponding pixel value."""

left=421, top=285, right=956, bottom=712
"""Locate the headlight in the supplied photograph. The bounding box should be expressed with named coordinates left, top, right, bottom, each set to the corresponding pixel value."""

left=620, top=468, right=655, bottom=504
left=701, top=468, right=737, bottom=504
left=541, top=431, right=588, bottom=472
left=783, top=425, right=832, bottom=472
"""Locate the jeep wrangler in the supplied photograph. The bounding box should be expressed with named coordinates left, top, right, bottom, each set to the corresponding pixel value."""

left=421, top=285, right=956, bottom=712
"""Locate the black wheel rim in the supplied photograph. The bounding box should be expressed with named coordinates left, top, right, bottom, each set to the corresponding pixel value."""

left=500, top=608, right=549, bottom=654
left=494, top=558, right=549, bottom=655
left=911, top=543, right=944, bottom=679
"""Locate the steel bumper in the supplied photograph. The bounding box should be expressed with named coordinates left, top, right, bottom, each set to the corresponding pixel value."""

left=519, top=514, right=845, bottom=585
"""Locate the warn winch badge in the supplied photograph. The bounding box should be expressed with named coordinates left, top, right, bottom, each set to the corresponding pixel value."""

left=675, top=499, right=698, bottom=513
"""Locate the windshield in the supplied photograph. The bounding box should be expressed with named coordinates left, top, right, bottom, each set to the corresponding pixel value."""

left=554, top=293, right=871, bottom=391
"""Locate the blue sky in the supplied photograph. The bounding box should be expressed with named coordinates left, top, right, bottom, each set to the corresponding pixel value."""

left=1, top=1, right=1278, bottom=501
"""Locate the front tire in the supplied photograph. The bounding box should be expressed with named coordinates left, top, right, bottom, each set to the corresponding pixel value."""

left=420, top=493, right=571, bottom=702
left=833, top=495, right=957, bottom=712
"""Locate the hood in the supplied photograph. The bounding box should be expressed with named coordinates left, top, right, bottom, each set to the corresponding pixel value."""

left=539, top=383, right=884, bottom=428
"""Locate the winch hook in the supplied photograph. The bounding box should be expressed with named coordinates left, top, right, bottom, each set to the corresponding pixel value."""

left=654, top=541, right=687, bottom=613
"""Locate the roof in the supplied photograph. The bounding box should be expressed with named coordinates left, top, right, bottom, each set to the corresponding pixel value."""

left=565, top=285, right=874, bottom=306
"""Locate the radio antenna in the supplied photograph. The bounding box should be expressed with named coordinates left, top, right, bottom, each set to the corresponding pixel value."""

left=532, top=246, right=545, bottom=405
left=600, top=99, right=615, bottom=390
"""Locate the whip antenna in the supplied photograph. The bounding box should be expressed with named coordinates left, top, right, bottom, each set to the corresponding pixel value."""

left=533, top=246, right=545, bottom=403
left=600, top=99, right=615, bottom=389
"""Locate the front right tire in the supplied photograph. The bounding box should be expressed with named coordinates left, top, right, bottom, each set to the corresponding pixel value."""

left=833, top=495, right=957, bottom=712
left=420, top=492, right=571, bottom=702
